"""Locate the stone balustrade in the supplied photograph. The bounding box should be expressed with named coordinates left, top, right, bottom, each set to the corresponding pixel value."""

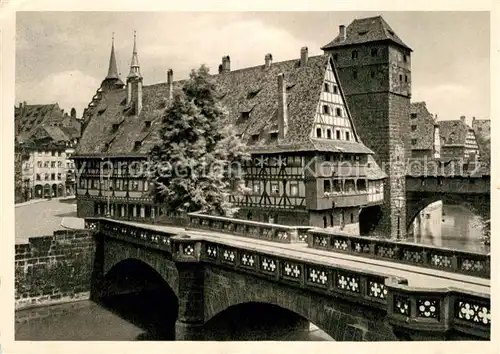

left=84, top=217, right=491, bottom=339
left=187, top=212, right=310, bottom=244
left=307, top=229, right=490, bottom=279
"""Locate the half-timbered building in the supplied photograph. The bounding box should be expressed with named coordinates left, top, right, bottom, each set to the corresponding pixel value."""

left=73, top=35, right=386, bottom=234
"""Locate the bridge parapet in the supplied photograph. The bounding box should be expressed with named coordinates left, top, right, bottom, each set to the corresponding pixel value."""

left=307, top=229, right=490, bottom=279
left=187, top=212, right=310, bottom=244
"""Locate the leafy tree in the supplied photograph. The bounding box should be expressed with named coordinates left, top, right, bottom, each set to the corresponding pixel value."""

left=149, top=65, right=249, bottom=216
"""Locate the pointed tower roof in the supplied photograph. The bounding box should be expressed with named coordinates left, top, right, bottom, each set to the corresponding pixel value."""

left=106, top=34, right=120, bottom=80
left=321, top=16, right=412, bottom=51
left=127, top=31, right=142, bottom=80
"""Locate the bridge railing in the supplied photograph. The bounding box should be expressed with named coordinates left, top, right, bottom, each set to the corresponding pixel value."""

left=307, top=229, right=490, bottom=279
left=187, top=212, right=310, bottom=244
left=386, top=278, right=490, bottom=339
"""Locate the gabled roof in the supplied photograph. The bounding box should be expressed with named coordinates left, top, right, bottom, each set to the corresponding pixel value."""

left=321, top=16, right=411, bottom=51
left=75, top=54, right=374, bottom=158
left=410, top=102, right=436, bottom=151
left=438, top=120, right=472, bottom=146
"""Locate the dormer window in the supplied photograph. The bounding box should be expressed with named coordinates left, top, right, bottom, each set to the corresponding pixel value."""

left=111, top=124, right=120, bottom=133
left=133, top=141, right=142, bottom=151
left=241, top=112, right=250, bottom=120
left=411, top=113, right=417, bottom=119
left=144, top=121, right=151, bottom=128
left=270, top=132, right=278, bottom=142
left=251, top=134, right=259, bottom=142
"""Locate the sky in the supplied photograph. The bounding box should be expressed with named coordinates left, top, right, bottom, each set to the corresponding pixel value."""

left=15, top=11, right=490, bottom=123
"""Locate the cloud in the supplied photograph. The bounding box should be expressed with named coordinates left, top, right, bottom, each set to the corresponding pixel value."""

left=16, top=70, right=99, bottom=116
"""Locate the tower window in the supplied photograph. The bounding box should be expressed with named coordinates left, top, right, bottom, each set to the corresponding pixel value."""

left=351, top=50, right=358, bottom=59
left=323, top=105, right=330, bottom=114
left=371, top=48, right=378, bottom=57
left=327, top=129, right=332, bottom=139
left=316, top=128, right=322, bottom=138
left=336, top=108, right=342, bottom=117
left=324, top=83, right=330, bottom=92
left=345, top=131, right=350, bottom=141
left=411, top=125, right=417, bottom=131
left=353, top=70, right=358, bottom=79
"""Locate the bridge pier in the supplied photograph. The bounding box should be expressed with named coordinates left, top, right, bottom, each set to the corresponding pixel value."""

left=175, top=320, right=205, bottom=340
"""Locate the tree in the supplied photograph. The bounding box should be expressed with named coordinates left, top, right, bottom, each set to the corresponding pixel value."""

left=149, top=65, right=249, bottom=216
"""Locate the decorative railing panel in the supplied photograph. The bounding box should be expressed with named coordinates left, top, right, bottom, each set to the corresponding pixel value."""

left=187, top=212, right=308, bottom=244
left=308, top=229, right=490, bottom=279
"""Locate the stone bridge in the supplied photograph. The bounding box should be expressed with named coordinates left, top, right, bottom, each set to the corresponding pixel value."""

left=85, top=213, right=490, bottom=341
left=405, top=161, right=490, bottom=229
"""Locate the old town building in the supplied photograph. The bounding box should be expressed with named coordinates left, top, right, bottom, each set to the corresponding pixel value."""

left=409, top=102, right=440, bottom=159
left=15, top=102, right=81, bottom=201
left=321, top=16, right=412, bottom=237
left=438, top=116, right=480, bottom=162
left=471, top=117, right=490, bottom=162
left=73, top=32, right=387, bottom=234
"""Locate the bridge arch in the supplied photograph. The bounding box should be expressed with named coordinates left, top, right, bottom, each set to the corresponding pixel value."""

left=406, top=193, right=489, bottom=232
left=203, top=267, right=396, bottom=341
left=203, top=301, right=333, bottom=340
left=99, top=258, right=179, bottom=340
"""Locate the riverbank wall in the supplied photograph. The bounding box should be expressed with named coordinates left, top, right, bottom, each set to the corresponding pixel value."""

left=15, top=229, right=95, bottom=310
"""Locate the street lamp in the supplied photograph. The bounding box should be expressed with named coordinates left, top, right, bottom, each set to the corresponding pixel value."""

left=395, top=196, right=405, bottom=240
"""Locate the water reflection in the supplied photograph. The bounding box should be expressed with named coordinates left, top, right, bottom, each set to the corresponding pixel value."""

left=410, top=203, right=489, bottom=253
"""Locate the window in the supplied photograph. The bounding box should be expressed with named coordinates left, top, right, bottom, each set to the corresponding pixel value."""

left=270, top=132, right=278, bottom=141
left=411, top=125, right=417, bottom=131
left=351, top=50, right=358, bottom=59
left=353, top=70, right=358, bottom=79
left=403, top=54, right=407, bottom=62
left=350, top=213, right=354, bottom=223
left=323, top=180, right=331, bottom=193
left=51, top=151, right=55, bottom=156
left=251, top=134, right=259, bottom=142
left=57, top=161, right=62, bottom=167
left=330, top=214, right=334, bottom=227
left=324, top=83, right=330, bottom=92
left=133, top=141, right=142, bottom=151
left=336, top=108, right=342, bottom=117
left=51, top=161, right=56, bottom=168
left=50, top=173, right=55, bottom=180
left=333, top=85, right=338, bottom=94
left=411, top=138, right=417, bottom=145
left=144, top=121, right=151, bottom=128
left=37, top=161, right=42, bottom=168
left=57, top=173, right=61, bottom=180
left=323, top=105, right=330, bottom=114
left=241, top=112, right=250, bottom=120
left=323, top=216, right=327, bottom=228
left=36, top=174, right=41, bottom=181
left=253, top=182, right=260, bottom=194
left=371, top=48, right=378, bottom=57
left=345, top=131, right=350, bottom=141
left=290, top=182, right=299, bottom=196
left=112, top=124, right=119, bottom=132
left=316, top=128, right=322, bottom=138
left=410, top=113, right=417, bottom=119
left=405, top=75, right=408, bottom=82
left=271, top=181, right=279, bottom=195
left=44, top=161, right=49, bottom=168
left=336, top=130, right=341, bottom=140
left=326, top=129, right=332, bottom=139
left=399, top=74, right=403, bottom=82
left=131, top=180, right=139, bottom=191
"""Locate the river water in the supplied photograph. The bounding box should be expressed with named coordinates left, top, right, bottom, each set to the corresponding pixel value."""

left=15, top=298, right=333, bottom=341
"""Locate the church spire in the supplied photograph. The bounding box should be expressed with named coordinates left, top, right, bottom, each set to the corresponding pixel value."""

left=128, top=31, right=141, bottom=79
left=106, top=33, right=120, bottom=80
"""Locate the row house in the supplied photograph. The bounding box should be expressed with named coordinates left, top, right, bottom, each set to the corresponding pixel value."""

left=73, top=33, right=386, bottom=234
left=438, top=116, right=480, bottom=162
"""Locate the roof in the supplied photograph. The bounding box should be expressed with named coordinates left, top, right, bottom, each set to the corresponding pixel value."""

left=76, top=54, right=375, bottom=159
left=410, top=102, right=436, bottom=151
left=438, top=120, right=471, bottom=146
left=321, top=16, right=411, bottom=51
left=15, top=103, right=61, bottom=135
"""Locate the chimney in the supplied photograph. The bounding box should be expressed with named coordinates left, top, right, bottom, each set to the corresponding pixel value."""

left=339, top=25, right=346, bottom=42
left=277, top=73, right=288, bottom=139
left=167, top=69, right=173, bottom=101
left=71, top=108, right=77, bottom=118
left=265, top=53, right=273, bottom=69
left=300, top=47, right=308, bottom=67
left=460, top=115, right=466, bottom=123
left=222, top=55, right=231, bottom=72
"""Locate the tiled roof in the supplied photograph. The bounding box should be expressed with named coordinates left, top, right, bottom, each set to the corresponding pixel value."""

left=321, top=16, right=411, bottom=51
left=42, top=125, right=71, bottom=142
left=76, top=54, right=374, bottom=158
left=471, top=119, right=490, bottom=160
left=438, top=120, right=469, bottom=146
left=410, top=102, right=436, bottom=150
left=15, top=103, right=61, bottom=135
